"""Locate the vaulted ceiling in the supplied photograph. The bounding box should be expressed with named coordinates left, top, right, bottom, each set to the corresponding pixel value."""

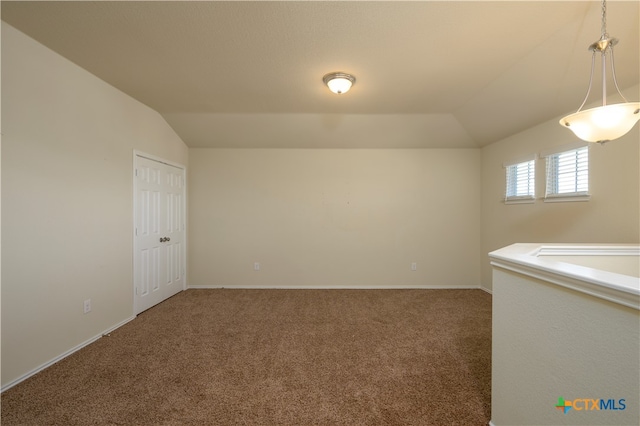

left=2, top=1, right=639, bottom=148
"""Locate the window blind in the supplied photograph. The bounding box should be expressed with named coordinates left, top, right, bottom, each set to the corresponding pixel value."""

left=545, top=146, right=589, bottom=199
left=505, top=159, right=535, bottom=203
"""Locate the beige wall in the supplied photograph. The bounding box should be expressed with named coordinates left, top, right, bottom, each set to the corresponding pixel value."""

left=189, top=149, right=481, bottom=289
left=1, top=23, right=188, bottom=388
left=491, top=266, right=639, bottom=425
left=481, top=87, right=640, bottom=290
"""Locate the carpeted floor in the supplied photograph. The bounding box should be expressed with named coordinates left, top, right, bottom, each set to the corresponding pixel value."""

left=1, top=289, right=492, bottom=425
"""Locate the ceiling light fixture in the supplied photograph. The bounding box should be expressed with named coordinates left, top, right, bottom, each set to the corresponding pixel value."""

left=323, top=72, right=355, bottom=95
left=560, top=0, right=639, bottom=143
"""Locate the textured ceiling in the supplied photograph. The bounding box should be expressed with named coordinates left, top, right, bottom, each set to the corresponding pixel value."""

left=2, top=1, right=639, bottom=148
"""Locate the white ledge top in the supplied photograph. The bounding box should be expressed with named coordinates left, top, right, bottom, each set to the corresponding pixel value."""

left=489, top=243, right=640, bottom=310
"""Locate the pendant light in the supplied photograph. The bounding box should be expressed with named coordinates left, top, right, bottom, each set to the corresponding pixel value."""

left=560, top=0, right=640, bottom=143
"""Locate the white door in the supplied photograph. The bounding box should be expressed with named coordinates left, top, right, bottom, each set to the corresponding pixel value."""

left=134, top=154, right=186, bottom=314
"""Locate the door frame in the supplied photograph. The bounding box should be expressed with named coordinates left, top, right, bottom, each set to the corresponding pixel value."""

left=133, top=151, right=187, bottom=315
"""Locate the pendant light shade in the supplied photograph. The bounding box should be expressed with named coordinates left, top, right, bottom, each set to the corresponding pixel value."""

left=561, top=103, right=640, bottom=143
left=323, top=72, right=355, bottom=95
left=560, top=0, right=640, bottom=143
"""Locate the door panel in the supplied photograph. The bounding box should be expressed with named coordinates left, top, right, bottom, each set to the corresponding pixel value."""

left=134, top=155, right=185, bottom=314
left=163, top=164, right=184, bottom=300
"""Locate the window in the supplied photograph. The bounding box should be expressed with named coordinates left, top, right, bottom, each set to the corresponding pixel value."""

left=544, top=145, right=589, bottom=202
left=505, top=159, right=535, bottom=204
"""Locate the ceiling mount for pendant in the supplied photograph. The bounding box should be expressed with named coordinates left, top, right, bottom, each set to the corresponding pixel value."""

left=560, top=0, right=640, bottom=143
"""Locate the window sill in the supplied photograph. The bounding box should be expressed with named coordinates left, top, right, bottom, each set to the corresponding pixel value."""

left=505, top=197, right=536, bottom=205
left=544, top=194, right=591, bottom=203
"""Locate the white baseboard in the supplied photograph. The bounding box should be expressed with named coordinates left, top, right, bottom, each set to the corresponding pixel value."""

left=188, top=284, right=483, bottom=290
left=488, top=421, right=496, bottom=426
left=1, top=315, right=136, bottom=393
left=480, top=286, right=493, bottom=295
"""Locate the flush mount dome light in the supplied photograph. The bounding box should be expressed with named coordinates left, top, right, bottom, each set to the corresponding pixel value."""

left=323, top=72, right=355, bottom=94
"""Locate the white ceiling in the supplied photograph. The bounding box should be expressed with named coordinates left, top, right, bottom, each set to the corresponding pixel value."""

left=2, top=1, right=639, bottom=148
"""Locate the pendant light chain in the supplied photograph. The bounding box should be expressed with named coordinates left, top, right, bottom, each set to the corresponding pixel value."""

left=601, top=0, right=607, bottom=39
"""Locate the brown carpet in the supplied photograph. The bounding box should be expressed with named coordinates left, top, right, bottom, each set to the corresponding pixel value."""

left=1, top=289, right=492, bottom=425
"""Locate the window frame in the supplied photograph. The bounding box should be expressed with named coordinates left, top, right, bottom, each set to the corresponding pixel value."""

left=504, top=156, right=536, bottom=204
left=541, top=143, right=590, bottom=203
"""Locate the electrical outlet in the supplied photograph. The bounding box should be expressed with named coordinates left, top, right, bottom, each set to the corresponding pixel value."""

left=83, top=299, right=92, bottom=314
left=411, top=262, right=417, bottom=271
left=254, top=262, right=260, bottom=271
